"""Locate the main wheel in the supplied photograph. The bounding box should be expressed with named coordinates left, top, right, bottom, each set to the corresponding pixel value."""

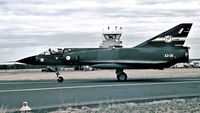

left=57, top=76, right=64, bottom=82
left=117, top=72, right=127, bottom=82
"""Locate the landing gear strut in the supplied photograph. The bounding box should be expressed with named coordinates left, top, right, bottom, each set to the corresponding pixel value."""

left=55, top=67, right=64, bottom=82
left=116, top=69, right=127, bottom=82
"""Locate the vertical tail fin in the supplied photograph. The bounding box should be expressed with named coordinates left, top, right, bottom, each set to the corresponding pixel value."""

left=135, top=23, right=193, bottom=47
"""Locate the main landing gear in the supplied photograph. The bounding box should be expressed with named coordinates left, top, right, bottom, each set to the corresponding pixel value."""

left=55, top=67, right=64, bottom=82
left=54, top=67, right=127, bottom=82
left=116, top=69, right=127, bottom=82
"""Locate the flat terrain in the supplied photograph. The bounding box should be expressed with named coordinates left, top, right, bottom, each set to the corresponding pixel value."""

left=0, top=69, right=200, bottom=112
left=0, top=68, right=200, bottom=81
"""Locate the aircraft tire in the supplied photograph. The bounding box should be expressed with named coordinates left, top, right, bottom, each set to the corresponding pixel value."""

left=117, top=72, right=127, bottom=82
left=57, top=76, right=64, bottom=82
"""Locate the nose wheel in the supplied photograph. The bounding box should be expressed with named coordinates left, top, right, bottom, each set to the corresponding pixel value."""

left=116, top=69, right=127, bottom=82
left=57, top=76, right=64, bottom=82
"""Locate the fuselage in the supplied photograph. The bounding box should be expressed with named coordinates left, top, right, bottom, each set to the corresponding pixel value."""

left=30, top=46, right=189, bottom=69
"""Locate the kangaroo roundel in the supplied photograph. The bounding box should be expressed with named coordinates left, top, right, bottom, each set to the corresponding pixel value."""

left=165, top=35, right=172, bottom=43
left=66, top=56, right=71, bottom=60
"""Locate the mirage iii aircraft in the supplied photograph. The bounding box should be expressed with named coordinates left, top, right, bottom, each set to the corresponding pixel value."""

left=17, top=23, right=193, bottom=82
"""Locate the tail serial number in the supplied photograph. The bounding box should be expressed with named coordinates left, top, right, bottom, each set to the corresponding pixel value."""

left=164, top=54, right=174, bottom=58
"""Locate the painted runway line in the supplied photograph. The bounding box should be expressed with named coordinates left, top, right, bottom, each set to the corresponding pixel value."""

left=0, top=81, right=54, bottom=85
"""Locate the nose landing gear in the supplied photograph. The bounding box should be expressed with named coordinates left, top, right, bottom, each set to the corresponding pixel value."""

left=55, top=67, right=64, bottom=82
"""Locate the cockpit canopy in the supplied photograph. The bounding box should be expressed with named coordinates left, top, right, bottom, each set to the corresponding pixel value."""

left=40, top=48, right=64, bottom=55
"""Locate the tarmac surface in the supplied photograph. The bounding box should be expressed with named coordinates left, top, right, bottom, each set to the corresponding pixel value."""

left=0, top=69, right=200, bottom=112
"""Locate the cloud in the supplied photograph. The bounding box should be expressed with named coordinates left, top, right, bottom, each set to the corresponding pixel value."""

left=136, top=0, right=200, bottom=5
left=0, top=0, right=199, bottom=35
left=0, top=0, right=200, bottom=63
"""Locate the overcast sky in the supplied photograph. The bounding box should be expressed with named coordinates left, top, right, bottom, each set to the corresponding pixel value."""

left=0, top=0, right=200, bottom=63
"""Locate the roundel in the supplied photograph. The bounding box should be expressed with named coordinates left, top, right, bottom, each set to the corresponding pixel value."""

left=165, top=35, right=172, bottom=43
left=66, top=56, right=71, bottom=60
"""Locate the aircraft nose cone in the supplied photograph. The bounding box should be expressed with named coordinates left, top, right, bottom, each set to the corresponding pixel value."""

left=17, top=56, right=37, bottom=64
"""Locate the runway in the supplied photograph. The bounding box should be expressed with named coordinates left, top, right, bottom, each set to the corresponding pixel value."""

left=1, top=74, right=200, bottom=112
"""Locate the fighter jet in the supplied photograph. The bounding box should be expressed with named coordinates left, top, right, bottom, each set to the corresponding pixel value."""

left=17, top=23, right=193, bottom=82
